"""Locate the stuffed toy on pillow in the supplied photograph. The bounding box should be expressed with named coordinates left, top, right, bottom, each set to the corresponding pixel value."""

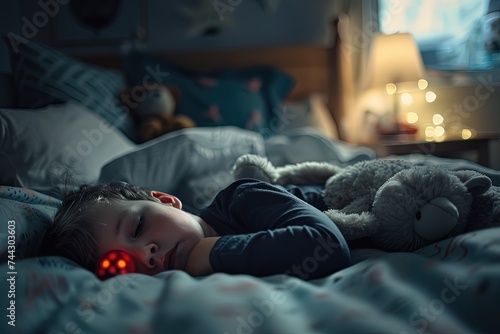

left=121, top=85, right=195, bottom=143
left=232, top=155, right=500, bottom=251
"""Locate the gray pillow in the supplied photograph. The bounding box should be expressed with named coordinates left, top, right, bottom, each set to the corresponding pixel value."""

left=100, top=127, right=266, bottom=213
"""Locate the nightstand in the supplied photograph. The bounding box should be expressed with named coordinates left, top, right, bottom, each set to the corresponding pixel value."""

left=373, top=132, right=500, bottom=167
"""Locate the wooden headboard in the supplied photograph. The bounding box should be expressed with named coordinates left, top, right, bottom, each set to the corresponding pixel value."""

left=79, top=19, right=343, bottom=135
left=80, top=46, right=335, bottom=100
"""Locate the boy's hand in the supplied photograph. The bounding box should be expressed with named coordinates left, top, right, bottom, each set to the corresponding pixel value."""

left=184, top=237, right=220, bottom=276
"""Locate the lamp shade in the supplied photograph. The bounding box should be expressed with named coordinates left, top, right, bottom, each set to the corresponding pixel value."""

left=364, top=33, right=426, bottom=92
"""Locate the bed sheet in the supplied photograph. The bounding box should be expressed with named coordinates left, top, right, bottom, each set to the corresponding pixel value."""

left=2, top=127, right=500, bottom=333
left=1, top=226, right=498, bottom=334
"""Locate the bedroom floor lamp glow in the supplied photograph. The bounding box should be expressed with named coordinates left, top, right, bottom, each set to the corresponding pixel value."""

left=364, top=32, right=428, bottom=136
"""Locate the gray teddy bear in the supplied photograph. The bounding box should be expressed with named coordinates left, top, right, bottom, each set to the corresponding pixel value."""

left=232, top=155, right=500, bottom=252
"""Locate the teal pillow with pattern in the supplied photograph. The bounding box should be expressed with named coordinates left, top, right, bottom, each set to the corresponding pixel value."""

left=124, top=51, right=295, bottom=137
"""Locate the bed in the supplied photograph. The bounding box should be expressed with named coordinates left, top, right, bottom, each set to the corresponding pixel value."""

left=1, top=23, right=500, bottom=334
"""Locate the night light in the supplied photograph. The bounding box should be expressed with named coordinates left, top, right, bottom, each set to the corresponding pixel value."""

left=95, top=250, right=135, bottom=280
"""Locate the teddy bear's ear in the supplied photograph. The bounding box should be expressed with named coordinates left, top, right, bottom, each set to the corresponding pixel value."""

left=450, top=170, right=492, bottom=196
left=164, top=85, right=182, bottom=104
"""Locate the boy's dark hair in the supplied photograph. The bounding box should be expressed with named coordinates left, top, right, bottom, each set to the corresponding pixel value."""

left=41, top=181, right=156, bottom=272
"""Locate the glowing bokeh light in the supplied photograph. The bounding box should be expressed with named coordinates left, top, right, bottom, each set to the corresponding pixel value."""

left=434, top=126, right=445, bottom=137
left=386, top=83, right=397, bottom=94
left=401, top=93, right=413, bottom=105
left=101, top=259, right=110, bottom=269
left=425, top=126, right=435, bottom=137
left=418, top=79, right=428, bottom=90
left=462, top=129, right=472, bottom=139
left=406, top=112, right=419, bottom=123
left=425, top=91, right=437, bottom=103
left=117, top=259, right=127, bottom=269
left=432, top=114, right=444, bottom=125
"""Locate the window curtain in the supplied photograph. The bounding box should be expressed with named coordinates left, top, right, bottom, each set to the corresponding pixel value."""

left=330, top=0, right=375, bottom=141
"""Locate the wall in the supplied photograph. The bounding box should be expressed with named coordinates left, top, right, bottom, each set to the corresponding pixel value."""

left=0, top=1, right=20, bottom=72
left=340, top=0, right=500, bottom=170
left=0, top=0, right=339, bottom=67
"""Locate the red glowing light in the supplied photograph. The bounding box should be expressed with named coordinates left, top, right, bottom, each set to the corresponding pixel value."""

left=117, top=259, right=126, bottom=269
left=95, top=250, right=135, bottom=280
left=101, top=259, right=110, bottom=269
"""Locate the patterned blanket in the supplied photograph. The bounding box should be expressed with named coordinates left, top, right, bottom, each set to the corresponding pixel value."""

left=1, top=226, right=498, bottom=334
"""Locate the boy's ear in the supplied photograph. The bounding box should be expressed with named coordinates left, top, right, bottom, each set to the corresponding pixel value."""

left=150, top=191, right=182, bottom=209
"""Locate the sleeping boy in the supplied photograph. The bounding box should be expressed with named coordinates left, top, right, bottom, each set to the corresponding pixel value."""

left=41, top=179, right=350, bottom=280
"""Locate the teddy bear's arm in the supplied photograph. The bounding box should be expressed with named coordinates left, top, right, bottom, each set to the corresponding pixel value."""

left=232, top=154, right=343, bottom=185
left=232, top=154, right=277, bottom=183
left=323, top=210, right=379, bottom=240
left=273, top=161, right=343, bottom=185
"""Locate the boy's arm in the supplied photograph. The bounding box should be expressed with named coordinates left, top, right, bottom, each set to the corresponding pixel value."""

left=184, top=237, right=220, bottom=276
left=200, top=179, right=351, bottom=279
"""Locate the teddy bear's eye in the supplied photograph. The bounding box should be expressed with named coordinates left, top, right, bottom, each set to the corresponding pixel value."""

left=415, top=211, right=422, bottom=221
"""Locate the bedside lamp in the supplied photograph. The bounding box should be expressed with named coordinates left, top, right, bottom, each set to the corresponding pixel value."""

left=364, top=33, right=427, bottom=137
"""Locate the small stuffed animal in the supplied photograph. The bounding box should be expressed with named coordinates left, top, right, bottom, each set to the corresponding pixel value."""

left=122, top=85, right=195, bottom=143
left=232, top=155, right=499, bottom=252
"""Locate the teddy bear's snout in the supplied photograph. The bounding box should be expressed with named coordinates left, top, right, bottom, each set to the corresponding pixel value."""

left=414, top=197, right=459, bottom=241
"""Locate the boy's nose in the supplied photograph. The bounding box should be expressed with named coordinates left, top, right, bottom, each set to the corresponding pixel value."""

left=141, top=243, right=161, bottom=269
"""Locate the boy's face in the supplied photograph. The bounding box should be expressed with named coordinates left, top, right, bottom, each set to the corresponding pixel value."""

left=88, top=191, right=205, bottom=276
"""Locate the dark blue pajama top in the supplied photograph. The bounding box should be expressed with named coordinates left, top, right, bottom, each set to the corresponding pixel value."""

left=199, top=179, right=350, bottom=280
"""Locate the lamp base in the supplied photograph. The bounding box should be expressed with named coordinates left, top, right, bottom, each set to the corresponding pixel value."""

left=376, top=122, right=418, bottom=142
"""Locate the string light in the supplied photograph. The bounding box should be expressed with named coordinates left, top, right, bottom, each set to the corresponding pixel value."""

left=434, top=126, right=445, bottom=137
left=425, top=126, right=435, bottom=137
left=424, top=125, right=446, bottom=141
left=462, top=129, right=472, bottom=139
left=406, top=112, right=419, bottom=123
left=386, top=83, right=397, bottom=94
left=432, top=114, right=444, bottom=125
left=418, top=79, right=428, bottom=90
left=401, top=93, right=413, bottom=105
left=425, top=91, right=437, bottom=103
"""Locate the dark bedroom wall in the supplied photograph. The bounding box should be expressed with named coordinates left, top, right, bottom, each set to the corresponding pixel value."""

left=145, top=0, right=339, bottom=51
left=0, top=0, right=339, bottom=62
left=0, top=1, right=21, bottom=73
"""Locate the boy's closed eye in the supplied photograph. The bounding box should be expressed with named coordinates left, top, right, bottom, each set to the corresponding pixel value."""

left=134, top=216, right=145, bottom=239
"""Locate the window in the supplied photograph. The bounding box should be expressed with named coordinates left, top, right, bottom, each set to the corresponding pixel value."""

left=378, top=0, right=495, bottom=71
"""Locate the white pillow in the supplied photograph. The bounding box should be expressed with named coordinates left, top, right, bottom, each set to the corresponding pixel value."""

left=0, top=102, right=135, bottom=195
